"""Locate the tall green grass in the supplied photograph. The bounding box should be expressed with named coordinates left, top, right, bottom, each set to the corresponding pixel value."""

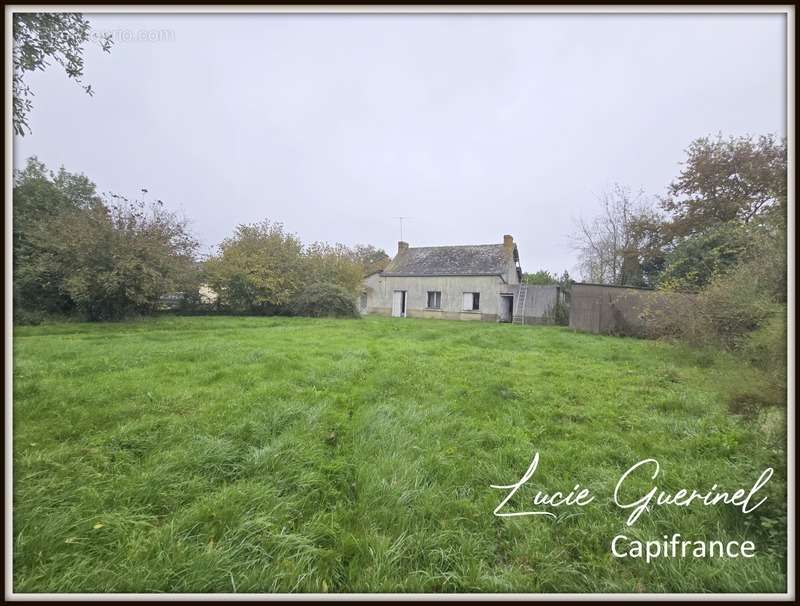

left=13, top=316, right=786, bottom=592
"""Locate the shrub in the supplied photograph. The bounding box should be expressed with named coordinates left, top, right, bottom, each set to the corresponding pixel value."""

left=42, top=201, right=199, bottom=321
left=204, top=222, right=372, bottom=314
left=554, top=299, right=569, bottom=326
left=640, top=291, right=699, bottom=343
left=742, top=313, right=787, bottom=375
left=13, top=308, right=45, bottom=326
left=290, top=282, right=359, bottom=318
left=697, top=224, right=783, bottom=347
left=644, top=221, right=787, bottom=417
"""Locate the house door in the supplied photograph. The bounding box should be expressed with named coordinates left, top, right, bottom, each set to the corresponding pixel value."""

left=392, top=290, right=407, bottom=317
left=499, top=294, right=513, bottom=323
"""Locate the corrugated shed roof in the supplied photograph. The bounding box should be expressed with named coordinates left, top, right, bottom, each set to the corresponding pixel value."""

left=382, top=244, right=516, bottom=277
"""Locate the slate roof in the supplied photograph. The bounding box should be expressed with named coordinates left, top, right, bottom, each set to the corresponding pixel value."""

left=382, top=244, right=519, bottom=278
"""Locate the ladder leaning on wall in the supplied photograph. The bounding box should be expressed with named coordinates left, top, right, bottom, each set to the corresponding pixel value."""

left=513, top=284, right=528, bottom=325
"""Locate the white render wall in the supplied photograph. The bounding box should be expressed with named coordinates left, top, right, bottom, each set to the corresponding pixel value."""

left=361, top=243, right=526, bottom=322
left=363, top=274, right=517, bottom=321
left=509, top=284, right=560, bottom=324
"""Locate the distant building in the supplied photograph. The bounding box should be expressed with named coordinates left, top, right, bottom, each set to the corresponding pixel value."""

left=361, top=235, right=559, bottom=324
left=199, top=284, right=219, bottom=305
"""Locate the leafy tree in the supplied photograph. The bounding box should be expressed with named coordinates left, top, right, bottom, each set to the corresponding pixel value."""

left=647, top=134, right=787, bottom=414
left=352, top=244, right=390, bottom=275
left=205, top=222, right=387, bottom=313
left=31, top=196, right=198, bottom=320
left=658, top=223, right=751, bottom=291
left=623, top=212, right=667, bottom=288
left=522, top=270, right=558, bottom=285
left=13, top=13, right=112, bottom=135
left=657, top=134, right=787, bottom=290
left=553, top=270, right=572, bottom=291
left=303, top=242, right=365, bottom=294
left=13, top=158, right=198, bottom=320
left=13, top=157, right=101, bottom=256
left=661, top=134, right=787, bottom=238
left=204, top=221, right=305, bottom=313
left=522, top=269, right=574, bottom=287
left=552, top=270, right=573, bottom=325
left=13, top=157, right=104, bottom=312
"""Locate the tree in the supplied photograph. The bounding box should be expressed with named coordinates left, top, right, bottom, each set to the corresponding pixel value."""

left=522, top=270, right=558, bottom=285
left=661, top=134, right=787, bottom=238
left=352, top=244, right=390, bottom=275
left=657, top=134, right=787, bottom=291
left=658, top=223, right=751, bottom=291
left=30, top=195, right=198, bottom=320
left=13, top=13, right=112, bottom=135
left=13, top=157, right=105, bottom=312
left=625, top=212, right=667, bottom=288
left=572, top=184, right=664, bottom=287
left=646, top=134, right=787, bottom=412
left=303, top=242, right=365, bottom=294
left=204, top=223, right=387, bottom=313
left=13, top=158, right=199, bottom=320
left=204, top=221, right=305, bottom=313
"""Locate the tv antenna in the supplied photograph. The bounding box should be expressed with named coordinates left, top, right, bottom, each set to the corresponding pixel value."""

left=393, top=216, right=411, bottom=241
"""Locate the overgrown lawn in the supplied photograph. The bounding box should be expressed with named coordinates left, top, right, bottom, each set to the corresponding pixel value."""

left=12, top=316, right=787, bottom=593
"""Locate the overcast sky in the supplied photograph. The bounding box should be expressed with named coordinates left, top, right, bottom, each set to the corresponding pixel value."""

left=14, top=12, right=786, bottom=274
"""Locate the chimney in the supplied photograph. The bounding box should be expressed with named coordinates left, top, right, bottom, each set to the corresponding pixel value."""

left=503, top=234, right=514, bottom=249
left=397, top=241, right=409, bottom=254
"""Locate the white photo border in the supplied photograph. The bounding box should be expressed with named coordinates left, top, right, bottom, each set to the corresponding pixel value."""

left=4, top=3, right=795, bottom=602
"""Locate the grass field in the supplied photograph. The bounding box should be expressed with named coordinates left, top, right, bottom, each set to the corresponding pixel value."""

left=12, top=316, right=787, bottom=593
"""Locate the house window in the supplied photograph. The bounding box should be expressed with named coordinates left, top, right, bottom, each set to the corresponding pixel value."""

left=462, top=292, right=480, bottom=311
left=427, top=291, right=442, bottom=309
left=360, top=293, right=368, bottom=310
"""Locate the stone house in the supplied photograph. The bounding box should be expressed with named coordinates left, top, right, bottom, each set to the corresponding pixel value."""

left=360, top=235, right=560, bottom=323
